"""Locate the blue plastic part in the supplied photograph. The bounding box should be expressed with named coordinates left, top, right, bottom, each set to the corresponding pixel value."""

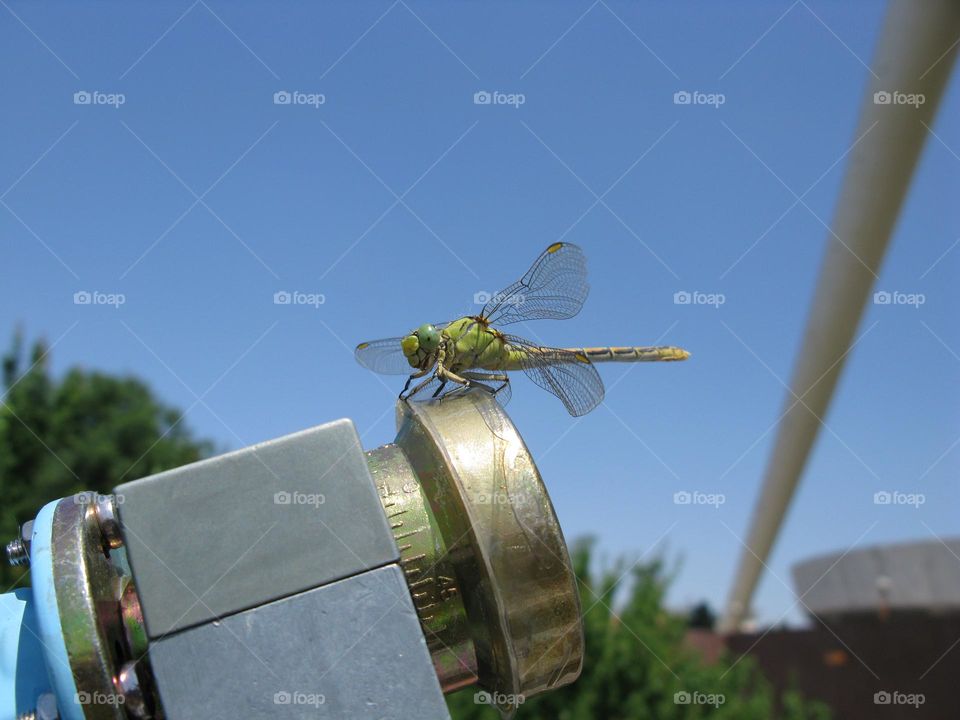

left=30, top=500, right=83, bottom=720
left=0, top=588, right=50, bottom=720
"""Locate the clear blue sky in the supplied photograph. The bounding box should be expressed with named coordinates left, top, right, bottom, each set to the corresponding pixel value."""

left=2, top=1, right=958, bottom=626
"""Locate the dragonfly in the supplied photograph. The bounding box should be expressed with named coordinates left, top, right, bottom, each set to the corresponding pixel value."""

left=355, top=242, right=690, bottom=417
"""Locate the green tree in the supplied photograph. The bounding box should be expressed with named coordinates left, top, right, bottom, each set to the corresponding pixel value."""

left=688, top=601, right=717, bottom=630
left=446, top=539, right=829, bottom=720
left=0, top=331, right=212, bottom=589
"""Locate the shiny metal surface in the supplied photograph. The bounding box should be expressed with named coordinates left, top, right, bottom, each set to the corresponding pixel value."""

left=366, top=444, right=478, bottom=693
left=93, top=495, right=123, bottom=551
left=119, top=577, right=148, bottom=660
left=372, top=389, right=583, bottom=716
left=6, top=538, right=29, bottom=568
left=49, top=498, right=128, bottom=720
left=6, top=522, right=33, bottom=568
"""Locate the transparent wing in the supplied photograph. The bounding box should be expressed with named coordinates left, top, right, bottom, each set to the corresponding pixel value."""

left=504, top=334, right=604, bottom=417
left=354, top=337, right=411, bottom=375
left=481, top=242, right=589, bottom=326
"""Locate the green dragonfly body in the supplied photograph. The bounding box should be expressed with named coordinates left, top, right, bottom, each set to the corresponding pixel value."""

left=356, top=243, right=690, bottom=416
left=428, top=316, right=689, bottom=374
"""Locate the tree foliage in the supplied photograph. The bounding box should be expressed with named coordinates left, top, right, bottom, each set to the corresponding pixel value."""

left=0, top=331, right=212, bottom=589
left=688, top=601, right=717, bottom=630
left=446, top=539, right=830, bottom=719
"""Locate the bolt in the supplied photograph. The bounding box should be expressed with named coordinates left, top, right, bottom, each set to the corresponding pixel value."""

left=6, top=539, right=28, bottom=567
left=93, top=494, right=123, bottom=550
left=6, top=521, right=33, bottom=568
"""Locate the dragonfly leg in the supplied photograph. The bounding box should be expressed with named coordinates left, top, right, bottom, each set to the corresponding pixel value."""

left=461, top=371, right=509, bottom=396
left=437, top=366, right=471, bottom=389
left=431, top=367, right=470, bottom=405
left=402, top=367, right=435, bottom=400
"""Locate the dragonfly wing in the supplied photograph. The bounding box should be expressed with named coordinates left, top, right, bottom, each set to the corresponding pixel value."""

left=354, top=337, right=412, bottom=375
left=504, top=335, right=604, bottom=416
left=481, top=242, right=589, bottom=326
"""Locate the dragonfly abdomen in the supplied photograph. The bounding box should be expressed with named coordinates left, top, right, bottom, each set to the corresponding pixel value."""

left=569, top=346, right=691, bottom=363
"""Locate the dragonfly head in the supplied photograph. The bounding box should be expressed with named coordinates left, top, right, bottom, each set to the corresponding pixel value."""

left=401, top=323, right=441, bottom=367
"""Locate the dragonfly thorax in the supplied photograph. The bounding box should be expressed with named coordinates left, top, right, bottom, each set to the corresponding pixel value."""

left=441, top=316, right=509, bottom=373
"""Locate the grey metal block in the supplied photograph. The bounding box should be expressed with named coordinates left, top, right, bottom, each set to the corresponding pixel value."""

left=149, top=564, right=450, bottom=720
left=115, top=419, right=398, bottom=638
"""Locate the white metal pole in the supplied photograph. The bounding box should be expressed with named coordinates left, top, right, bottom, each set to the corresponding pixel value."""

left=719, top=0, right=960, bottom=634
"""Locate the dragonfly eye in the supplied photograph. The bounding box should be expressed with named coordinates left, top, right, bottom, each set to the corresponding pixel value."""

left=417, top=323, right=440, bottom=352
